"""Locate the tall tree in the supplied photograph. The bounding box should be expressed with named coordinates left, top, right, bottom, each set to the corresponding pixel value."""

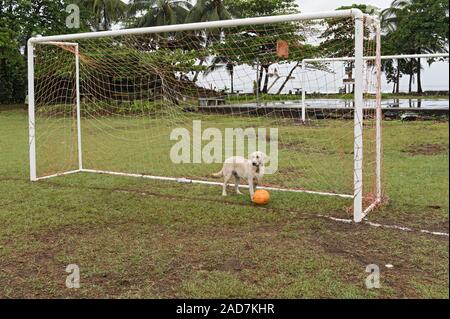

left=77, top=0, right=127, bottom=31
left=224, top=0, right=299, bottom=18
left=320, top=4, right=379, bottom=58
left=185, top=0, right=231, bottom=23
left=0, top=0, right=91, bottom=103
left=128, top=0, right=192, bottom=27
left=219, top=0, right=302, bottom=94
left=319, top=4, right=379, bottom=93
left=0, top=28, right=26, bottom=104
left=204, top=56, right=236, bottom=93
left=381, top=0, right=449, bottom=93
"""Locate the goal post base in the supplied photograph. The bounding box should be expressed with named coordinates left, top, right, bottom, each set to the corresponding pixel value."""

left=35, top=169, right=82, bottom=181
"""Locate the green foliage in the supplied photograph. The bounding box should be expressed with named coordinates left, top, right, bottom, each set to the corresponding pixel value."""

left=0, top=28, right=26, bottom=104
left=1, top=0, right=90, bottom=47
left=185, top=0, right=231, bottom=23
left=76, top=0, right=128, bottom=31
left=381, top=0, right=449, bottom=93
left=128, top=0, right=192, bottom=28
left=382, top=0, right=448, bottom=55
left=224, top=0, right=299, bottom=18
left=320, top=4, right=378, bottom=58
left=0, top=0, right=93, bottom=104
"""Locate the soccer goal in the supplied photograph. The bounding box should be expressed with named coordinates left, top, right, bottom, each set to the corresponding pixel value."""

left=27, top=10, right=382, bottom=222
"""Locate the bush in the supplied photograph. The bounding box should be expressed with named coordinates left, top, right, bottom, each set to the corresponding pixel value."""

left=0, top=28, right=26, bottom=104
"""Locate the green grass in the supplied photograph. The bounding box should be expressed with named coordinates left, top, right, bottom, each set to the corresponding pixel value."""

left=0, top=104, right=448, bottom=298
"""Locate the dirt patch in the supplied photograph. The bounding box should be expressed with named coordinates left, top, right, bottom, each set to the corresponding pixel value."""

left=402, top=143, right=448, bottom=156
left=305, top=219, right=449, bottom=298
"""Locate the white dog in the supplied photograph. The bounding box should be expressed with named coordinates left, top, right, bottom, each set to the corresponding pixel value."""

left=213, top=151, right=266, bottom=201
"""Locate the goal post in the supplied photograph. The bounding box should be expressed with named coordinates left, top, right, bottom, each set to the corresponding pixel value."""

left=27, top=41, right=82, bottom=181
left=300, top=52, right=449, bottom=219
left=27, top=10, right=383, bottom=222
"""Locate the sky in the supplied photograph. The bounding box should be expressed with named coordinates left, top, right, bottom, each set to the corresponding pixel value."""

left=296, top=0, right=392, bottom=12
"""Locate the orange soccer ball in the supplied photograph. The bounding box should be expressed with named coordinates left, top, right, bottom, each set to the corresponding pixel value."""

left=253, top=190, right=270, bottom=205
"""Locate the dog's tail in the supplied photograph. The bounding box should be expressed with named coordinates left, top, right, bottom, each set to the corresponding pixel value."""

left=211, top=169, right=223, bottom=178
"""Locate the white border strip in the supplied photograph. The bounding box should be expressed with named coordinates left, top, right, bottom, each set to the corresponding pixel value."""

left=80, top=169, right=354, bottom=199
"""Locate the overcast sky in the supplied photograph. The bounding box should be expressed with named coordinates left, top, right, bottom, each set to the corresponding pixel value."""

left=297, top=0, right=392, bottom=12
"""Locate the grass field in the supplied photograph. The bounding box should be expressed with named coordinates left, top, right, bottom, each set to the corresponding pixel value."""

left=0, top=104, right=448, bottom=298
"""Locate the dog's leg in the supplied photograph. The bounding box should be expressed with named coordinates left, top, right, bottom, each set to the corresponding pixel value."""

left=234, top=176, right=243, bottom=195
left=222, top=174, right=231, bottom=196
left=248, top=178, right=255, bottom=201
left=253, top=177, right=259, bottom=190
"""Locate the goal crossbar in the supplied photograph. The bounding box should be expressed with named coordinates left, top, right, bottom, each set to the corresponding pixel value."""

left=28, top=9, right=370, bottom=44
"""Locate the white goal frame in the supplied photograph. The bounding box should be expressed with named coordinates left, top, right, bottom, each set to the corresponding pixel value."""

left=28, top=9, right=382, bottom=223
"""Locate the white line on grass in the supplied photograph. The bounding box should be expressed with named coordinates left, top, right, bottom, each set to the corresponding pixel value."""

left=319, top=215, right=449, bottom=237
left=114, top=187, right=449, bottom=238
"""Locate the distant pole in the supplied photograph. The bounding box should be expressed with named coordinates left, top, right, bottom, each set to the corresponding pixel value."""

left=301, top=60, right=306, bottom=122
left=256, top=58, right=260, bottom=107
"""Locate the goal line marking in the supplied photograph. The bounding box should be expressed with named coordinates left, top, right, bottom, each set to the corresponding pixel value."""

left=321, top=215, right=449, bottom=237
left=80, top=169, right=354, bottom=199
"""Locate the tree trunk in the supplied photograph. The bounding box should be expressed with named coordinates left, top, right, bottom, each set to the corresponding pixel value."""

left=417, top=58, right=423, bottom=93
left=408, top=60, right=413, bottom=93
left=409, top=72, right=413, bottom=93
left=395, top=62, right=401, bottom=94
left=277, top=62, right=300, bottom=95
left=258, top=66, right=264, bottom=93
left=262, top=65, right=270, bottom=94
left=230, top=68, right=234, bottom=94
left=193, top=59, right=205, bottom=83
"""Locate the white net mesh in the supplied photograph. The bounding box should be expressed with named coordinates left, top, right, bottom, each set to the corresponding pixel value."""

left=32, top=15, right=381, bottom=215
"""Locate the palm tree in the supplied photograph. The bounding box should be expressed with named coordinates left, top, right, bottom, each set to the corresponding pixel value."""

left=382, top=1, right=425, bottom=93
left=381, top=0, right=449, bottom=93
left=204, top=57, right=236, bottom=93
left=185, top=0, right=231, bottom=23
left=185, top=1, right=232, bottom=83
left=78, top=0, right=128, bottom=31
left=381, top=0, right=414, bottom=92
left=128, top=0, right=192, bottom=27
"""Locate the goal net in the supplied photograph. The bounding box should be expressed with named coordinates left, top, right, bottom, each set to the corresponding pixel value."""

left=28, top=10, right=382, bottom=222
